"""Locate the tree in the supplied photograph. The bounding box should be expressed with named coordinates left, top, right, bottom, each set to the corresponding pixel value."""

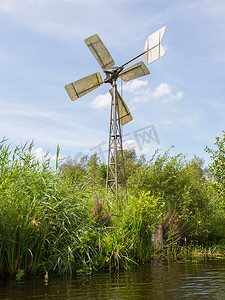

left=204, top=132, right=225, bottom=242
left=60, top=153, right=106, bottom=187
left=127, top=149, right=211, bottom=242
left=205, top=131, right=225, bottom=199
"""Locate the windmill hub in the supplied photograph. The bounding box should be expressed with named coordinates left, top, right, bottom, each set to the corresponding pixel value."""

left=64, top=27, right=166, bottom=200
left=104, top=67, right=123, bottom=85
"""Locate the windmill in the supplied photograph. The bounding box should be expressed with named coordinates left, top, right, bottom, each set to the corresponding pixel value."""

left=65, top=26, right=166, bottom=200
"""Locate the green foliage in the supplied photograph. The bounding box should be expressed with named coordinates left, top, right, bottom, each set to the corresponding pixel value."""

left=120, top=192, right=164, bottom=261
left=205, top=132, right=225, bottom=241
left=60, top=152, right=106, bottom=189
left=127, top=149, right=212, bottom=241
left=0, top=136, right=225, bottom=277
left=205, top=131, right=225, bottom=199
left=0, top=139, right=89, bottom=276
left=73, top=192, right=164, bottom=271
left=122, top=149, right=146, bottom=180
left=0, top=140, right=165, bottom=276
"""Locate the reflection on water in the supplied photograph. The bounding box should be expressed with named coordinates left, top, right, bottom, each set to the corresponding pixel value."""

left=1, top=260, right=225, bottom=299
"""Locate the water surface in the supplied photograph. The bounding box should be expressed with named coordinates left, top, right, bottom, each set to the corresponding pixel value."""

left=1, top=260, right=225, bottom=299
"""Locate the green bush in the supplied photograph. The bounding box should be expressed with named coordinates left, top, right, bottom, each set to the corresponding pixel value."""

left=127, top=149, right=212, bottom=242
left=0, top=136, right=225, bottom=277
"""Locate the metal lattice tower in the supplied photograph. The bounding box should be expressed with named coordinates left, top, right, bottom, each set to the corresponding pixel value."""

left=106, top=79, right=127, bottom=200
left=64, top=26, right=166, bottom=200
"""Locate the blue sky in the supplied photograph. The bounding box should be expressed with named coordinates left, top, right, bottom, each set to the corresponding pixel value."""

left=0, top=0, right=224, bottom=165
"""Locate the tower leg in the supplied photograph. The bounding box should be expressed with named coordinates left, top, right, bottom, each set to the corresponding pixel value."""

left=106, top=80, right=127, bottom=201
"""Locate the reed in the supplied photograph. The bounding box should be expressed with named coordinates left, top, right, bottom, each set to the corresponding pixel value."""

left=0, top=139, right=224, bottom=277
left=160, top=243, right=225, bottom=261
left=0, top=139, right=90, bottom=276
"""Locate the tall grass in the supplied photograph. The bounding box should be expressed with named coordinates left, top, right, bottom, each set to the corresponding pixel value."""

left=0, top=139, right=165, bottom=276
left=0, top=139, right=91, bottom=276
left=157, top=243, right=225, bottom=261
left=0, top=139, right=224, bottom=278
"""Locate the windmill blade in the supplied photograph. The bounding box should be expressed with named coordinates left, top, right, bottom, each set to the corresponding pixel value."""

left=117, top=92, right=133, bottom=126
left=119, top=61, right=150, bottom=82
left=110, top=89, right=133, bottom=126
left=84, top=34, right=115, bottom=71
left=144, top=25, right=166, bottom=64
left=65, top=72, right=103, bottom=101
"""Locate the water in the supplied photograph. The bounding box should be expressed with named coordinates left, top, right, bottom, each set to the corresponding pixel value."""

left=1, top=260, right=225, bottom=299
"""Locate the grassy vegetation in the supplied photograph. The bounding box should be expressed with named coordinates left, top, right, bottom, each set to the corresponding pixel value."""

left=0, top=132, right=225, bottom=277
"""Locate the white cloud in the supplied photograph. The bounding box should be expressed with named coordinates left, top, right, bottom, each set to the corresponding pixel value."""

left=136, top=143, right=160, bottom=155
left=123, top=79, right=148, bottom=94
left=92, top=93, right=111, bottom=109
left=152, top=83, right=184, bottom=101
left=31, top=146, right=63, bottom=166
left=153, top=83, right=171, bottom=98
left=123, top=138, right=135, bottom=151
left=122, top=80, right=183, bottom=104
left=32, top=147, right=50, bottom=159
left=122, top=79, right=150, bottom=103
left=91, top=79, right=183, bottom=111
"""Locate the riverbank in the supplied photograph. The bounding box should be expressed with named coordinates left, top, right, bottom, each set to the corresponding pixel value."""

left=0, top=139, right=225, bottom=277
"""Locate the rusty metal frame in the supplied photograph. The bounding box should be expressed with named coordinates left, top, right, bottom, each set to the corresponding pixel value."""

left=106, top=78, right=127, bottom=201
